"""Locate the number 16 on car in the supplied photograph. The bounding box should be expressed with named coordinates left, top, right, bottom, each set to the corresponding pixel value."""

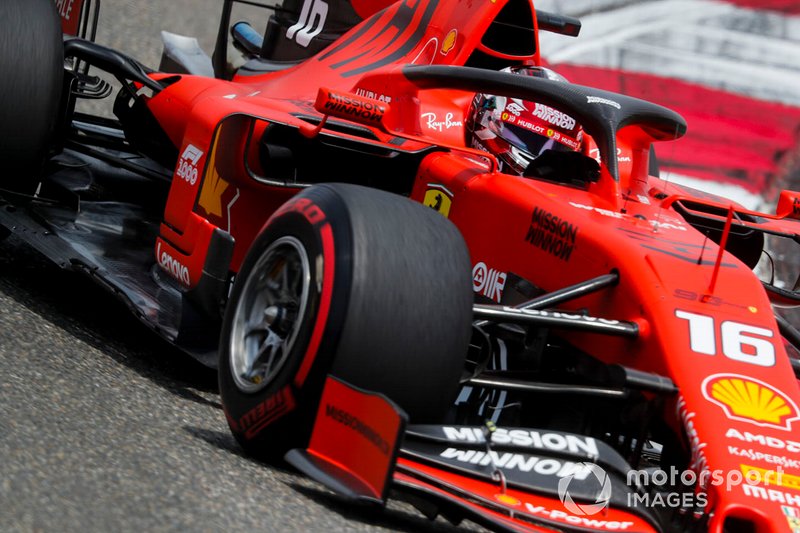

left=675, top=310, right=775, bottom=367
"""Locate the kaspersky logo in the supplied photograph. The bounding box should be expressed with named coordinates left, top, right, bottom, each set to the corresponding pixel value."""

left=702, top=374, right=800, bottom=431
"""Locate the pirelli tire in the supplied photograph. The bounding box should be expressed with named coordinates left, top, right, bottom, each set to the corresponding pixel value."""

left=219, top=183, right=473, bottom=459
left=0, top=0, right=64, bottom=198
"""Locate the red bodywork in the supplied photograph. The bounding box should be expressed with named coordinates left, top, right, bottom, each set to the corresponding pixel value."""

left=123, top=0, right=800, bottom=530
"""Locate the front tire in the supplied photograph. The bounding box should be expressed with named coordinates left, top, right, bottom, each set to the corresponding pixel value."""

left=0, top=0, right=64, bottom=197
left=219, top=184, right=473, bottom=459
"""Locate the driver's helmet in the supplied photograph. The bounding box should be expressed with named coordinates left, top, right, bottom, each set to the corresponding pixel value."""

left=466, top=66, right=584, bottom=175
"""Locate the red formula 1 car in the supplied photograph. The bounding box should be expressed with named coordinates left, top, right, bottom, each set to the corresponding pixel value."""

left=4, top=0, right=800, bottom=531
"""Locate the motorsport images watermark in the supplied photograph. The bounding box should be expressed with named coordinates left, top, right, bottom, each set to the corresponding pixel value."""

left=558, top=463, right=612, bottom=515
left=557, top=462, right=788, bottom=514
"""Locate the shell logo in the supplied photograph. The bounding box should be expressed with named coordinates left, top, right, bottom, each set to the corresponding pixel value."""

left=494, top=493, right=521, bottom=506
left=702, top=373, right=800, bottom=431
left=441, top=29, right=457, bottom=55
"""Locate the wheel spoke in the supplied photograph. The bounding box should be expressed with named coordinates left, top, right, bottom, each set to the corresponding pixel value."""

left=280, top=260, right=290, bottom=295
left=244, top=331, right=280, bottom=379
left=263, top=341, right=285, bottom=378
left=287, top=258, right=300, bottom=295
left=244, top=321, right=269, bottom=337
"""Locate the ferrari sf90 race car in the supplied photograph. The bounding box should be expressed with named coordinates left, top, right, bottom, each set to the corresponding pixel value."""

left=3, top=0, right=800, bottom=531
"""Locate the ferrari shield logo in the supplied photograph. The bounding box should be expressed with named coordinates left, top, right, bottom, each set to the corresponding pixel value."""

left=424, top=185, right=452, bottom=217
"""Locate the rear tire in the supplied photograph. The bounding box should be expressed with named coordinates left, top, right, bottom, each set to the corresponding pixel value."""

left=0, top=0, right=64, bottom=197
left=219, top=184, right=473, bottom=459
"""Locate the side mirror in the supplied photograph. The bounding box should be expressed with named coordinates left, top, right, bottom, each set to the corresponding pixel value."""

left=776, top=190, right=800, bottom=220
left=761, top=191, right=800, bottom=306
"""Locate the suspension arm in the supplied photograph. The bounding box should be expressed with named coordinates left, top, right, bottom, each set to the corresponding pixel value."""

left=472, top=304, right=638, bottom=338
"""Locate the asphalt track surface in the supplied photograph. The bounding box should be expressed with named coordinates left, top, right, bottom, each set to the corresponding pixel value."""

left=0, top=2, right=481, bottom=532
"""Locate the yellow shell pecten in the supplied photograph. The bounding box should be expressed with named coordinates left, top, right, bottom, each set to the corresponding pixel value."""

left=710, top=377, right=792, bottom=424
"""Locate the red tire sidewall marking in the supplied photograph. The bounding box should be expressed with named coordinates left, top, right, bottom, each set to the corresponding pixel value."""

left=294, top=221, right=334, bottom=387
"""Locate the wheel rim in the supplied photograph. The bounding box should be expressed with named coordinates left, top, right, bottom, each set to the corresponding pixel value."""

left=229, top=236, right=311, bottom=394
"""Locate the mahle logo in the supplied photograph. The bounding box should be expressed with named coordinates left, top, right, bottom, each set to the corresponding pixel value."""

left=557, top=462, right=611, bottom=516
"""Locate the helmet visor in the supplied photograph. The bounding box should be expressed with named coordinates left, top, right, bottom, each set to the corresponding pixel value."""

left=500, top=122, right=573, bottom=159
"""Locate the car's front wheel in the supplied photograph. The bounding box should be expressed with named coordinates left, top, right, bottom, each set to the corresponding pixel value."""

left=219, top=184, right=473, bottom=460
